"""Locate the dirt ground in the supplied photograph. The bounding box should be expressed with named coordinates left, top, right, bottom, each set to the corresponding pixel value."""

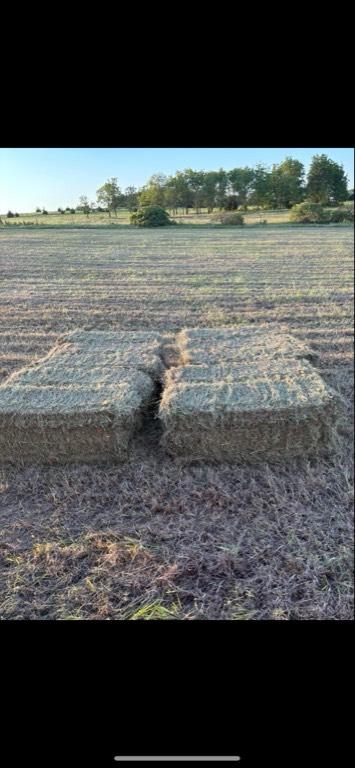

left=0, top=227, right=353, bottom=619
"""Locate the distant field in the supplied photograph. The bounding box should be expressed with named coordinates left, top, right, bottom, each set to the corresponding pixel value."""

left=0, top=227, right=353, bottom=619
left=0, top=207, right=294, bottom=227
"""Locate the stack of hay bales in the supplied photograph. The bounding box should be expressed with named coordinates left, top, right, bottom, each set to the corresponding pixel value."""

left=159, top=326, right=339, bottom=462
left=0, top=330, right=164, bottom=464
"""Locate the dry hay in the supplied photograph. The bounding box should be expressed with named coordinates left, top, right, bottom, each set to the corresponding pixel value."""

left=165, top=358, right=315, bottom=386
left=176, top=325, right=318, bottom=366
left=38, top=330, right=165, bottom=380
left=0, top=376, right=154, bottom=464
left=59, top=329, right=163, bottom=347
left=8, top=347, right=164, bottom=384
left=159, top=326, right=339, bottom=462
left=0, top=329, right=163, bottom=465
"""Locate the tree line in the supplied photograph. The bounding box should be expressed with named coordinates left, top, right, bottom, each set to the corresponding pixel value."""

left=74, top=154, right=351, bottom=218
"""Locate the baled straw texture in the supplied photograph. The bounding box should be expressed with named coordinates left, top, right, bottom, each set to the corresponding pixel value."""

left=177, top=331, right=317, bottom=366
left=59, top=329, right=163, bottom=347
left=159, top=326, right=337, bottom=462
left=164, top=358, right=315, bottom=386
left=0, top=376, right=154, bottom=464
left=0, top=329, right=163, bottom=465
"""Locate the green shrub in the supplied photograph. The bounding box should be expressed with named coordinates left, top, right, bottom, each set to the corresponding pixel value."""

left=290, top=202, right=327, bottom=223
left=7, top=211, right=14, bottom=218
left=328, top=206, right=354, bottom=223
left=130, top=205, right=173, bottom=227
left=215, top=211, right=245, bottom=226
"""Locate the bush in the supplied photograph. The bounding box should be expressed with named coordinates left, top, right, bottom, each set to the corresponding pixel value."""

left=130, top=205, right=173, bottom=227
left=42, top=209, right=48, bottom=215
left=290, top=202, right=326, bottom=223
left=327, top=206, right=354, bottom=223
left=7, top=211, right=14, bottom=218
left=36, top=207, right=41, bottom=213
left=291, top=201, right=353, bottom=224
left=214, top=211, right=244, bottom=226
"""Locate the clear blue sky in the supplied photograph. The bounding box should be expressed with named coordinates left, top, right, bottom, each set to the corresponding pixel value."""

left=0, top=148, right=353, bottom=213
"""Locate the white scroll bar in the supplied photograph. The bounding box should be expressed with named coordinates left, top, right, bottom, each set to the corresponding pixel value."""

left=114, top=758, right=241, bottom=762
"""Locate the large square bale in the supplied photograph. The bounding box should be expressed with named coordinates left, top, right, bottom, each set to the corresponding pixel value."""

left=0, top=328, right=163, bottom=465
left=0, top=374, right=154, bottom=464
left=159, top=375, right=339, bottom=462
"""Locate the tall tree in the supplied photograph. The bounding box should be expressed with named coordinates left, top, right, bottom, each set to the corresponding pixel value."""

left=124, top=186, right=139, bottom=211
left=78, top=195, right=91, bottom=218
left=215, top=168, right=229, bottom=210
left=184, top=169, right=206, bottom=213
left=249, top=165, right=270, bottom=206
left=201, top=171, right=219, bottom=213
left=96, top=178, right=122, bottom=217
left=267, top=158, right=305, bottom=208
left=164, top=181, right=180, bottom=215
left=228, top=167, right=255, bottom=206
left=167, top=172, right=194, bottom=214
left=139, top=174, right=168, bottom=207
left=307, top=154, right=348, bottom=205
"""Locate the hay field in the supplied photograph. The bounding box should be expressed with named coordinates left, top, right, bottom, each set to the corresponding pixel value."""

left=0, top=226, right=353, bottom=620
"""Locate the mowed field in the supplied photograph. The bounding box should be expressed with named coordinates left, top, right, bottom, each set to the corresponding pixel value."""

left=0, top=226, right=353, bottom=620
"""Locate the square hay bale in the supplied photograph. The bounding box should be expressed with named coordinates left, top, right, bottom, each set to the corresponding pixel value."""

left=159, top=374, right=339, bottom=462
left=0, top=328, right=163, bottom=465
left=159, top=326, right=336, bottom=462
left=0, top=374, right=154, bottom=465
